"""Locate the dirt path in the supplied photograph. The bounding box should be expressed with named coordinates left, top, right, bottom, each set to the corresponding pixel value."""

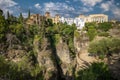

left=76, top=49, right=96, bottom=69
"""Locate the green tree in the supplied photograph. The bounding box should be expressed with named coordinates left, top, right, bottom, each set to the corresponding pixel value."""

left=98, top=22, right=112, bottom=31
left=88, top=38, right=120, bottom=59
left=7, top=11, right=10, bottom=19
left=87, top=26, right=97, bottom=41
left=7, top=14, right=18, bottom=25
left=45, top=19, right=53, bottom=27
left=76, top=62, right=113, bottom=80
left=0, top=9, right=3, bottom=15
left=0, top=54, right=44, bottom=80
left=18, top=13, right=23, bottom=23
left=9, top=23, right=25, bottom=42
left=59, top=23, right=76, bottom=57
left=85, top=22, right=97, bottom=31
left=28, top=9, right=30, bottom=18
left=0, top=9, right=7, bottom=41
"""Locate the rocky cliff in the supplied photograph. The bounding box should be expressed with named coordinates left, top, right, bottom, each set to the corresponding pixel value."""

left=3, top=30, right=91, bottom=80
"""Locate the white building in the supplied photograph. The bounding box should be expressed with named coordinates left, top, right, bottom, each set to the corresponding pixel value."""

left=59, top=17, right=85, bottom=29
left=78, top=14, right=108, bottom=23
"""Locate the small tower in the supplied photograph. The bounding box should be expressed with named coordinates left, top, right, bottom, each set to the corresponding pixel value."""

left=45, top=12, right=51, bottom=18
left=54, top=14, right=60, bottom=24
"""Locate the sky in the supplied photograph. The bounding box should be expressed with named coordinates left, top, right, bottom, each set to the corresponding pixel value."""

left=0, top=0, right=120, bottom=20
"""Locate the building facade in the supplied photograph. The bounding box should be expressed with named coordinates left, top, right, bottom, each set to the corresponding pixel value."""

left=59, top=17, right=85, bottom=29
left=78, top=14, right=108, bottom=23
left=52, top=14, right=60, bottom=24
left=26, top=14, right=43, bottom=25
left=45, top=12, right=51, bottom=19
left=26, top=12, right=108, bottom=29
left=26, top=12, right=50, bottom=26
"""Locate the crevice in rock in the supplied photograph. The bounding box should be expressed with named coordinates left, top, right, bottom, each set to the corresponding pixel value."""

left=48, top=35, right=65, bottom=80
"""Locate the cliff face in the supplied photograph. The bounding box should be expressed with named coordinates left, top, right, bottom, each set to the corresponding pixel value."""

left=33, top=37, right=57, bottom=80
left=56, top=41, right=71, bottom=64
left=2, top=30, right=119, bottom=80
left=3, top=31, right=92, bottom=80
left=10, top=32, right=89, bottom=80
left=108, top=54, right=120, bottom=80
left=74, top=31, right=92, bottom=71
left=33, top=34, right=78, bottom=80
left=55, top=37, right=75, bottom=80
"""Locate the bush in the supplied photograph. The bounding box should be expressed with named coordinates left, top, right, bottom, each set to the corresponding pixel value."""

left=54, top=34, right=61, bottom=45
left=97, top=22, right=112, bottom=31
left=88, top=38, right=120, bottom=59
left=98, top=32, right=109, bottom=37
left=0, top=55, right=44, bottom=80
left=87, top=26, right=97, bottom=41
left=76, top=62, right=113, bottom=80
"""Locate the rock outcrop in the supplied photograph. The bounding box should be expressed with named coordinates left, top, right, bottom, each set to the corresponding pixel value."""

left=34, top=37, right=57, bottom=80
left=56, top=37, right=75, bottom=80
left=108, top=54, right=120, bottom=80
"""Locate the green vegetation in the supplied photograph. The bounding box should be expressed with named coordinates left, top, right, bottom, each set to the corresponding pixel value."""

left=53, top=34, right=61, bottom=44
left=0, top=9, right=77, bottom=79
left=98, top=32, right=110, bottom=37
left=46, top=22, right=77, bottom=57
left=88, top=38, right=120, bottom=59
left=0, top=8, right=119, bottom=80
left=97, top=22, right=112, bottom=32
left=28, top=9, right=30, bottom=19
left=84, top=22, right=113, bottom=41
left=18, top=13, right=24, bottom=23
left=74, top=30, right=80, bottom=38
left=76, top=62, right=113, bottom=80
left=0, top=10, right=7, bottom=41
left=0, top=55, right=43, bottom=80
left=87, top=26, right=97, bottom=41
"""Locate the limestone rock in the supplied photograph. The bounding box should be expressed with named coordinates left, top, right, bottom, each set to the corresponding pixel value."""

left=56, top=37, right=75, bottom=80
left=34, top=37, right=57, bottom=80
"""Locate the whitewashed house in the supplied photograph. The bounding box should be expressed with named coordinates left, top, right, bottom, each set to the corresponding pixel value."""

left=59, top=17, right=85, bottom=29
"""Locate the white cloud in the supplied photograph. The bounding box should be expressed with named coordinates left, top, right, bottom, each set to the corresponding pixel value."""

left=64, top=14, right=71, bottom=17
left=81, top=7, right=93, bottom=12
left=43, top=2, right=75, bottom=17
left=0, top=0, right=17, bottom=14
left=44, top=2, right=74, bottom=11
left=66, top=0, right=70, bottom=3
left=81, top=0, right=102, bottom=7
left=43, top=2, right=93, bottom=17
left=100, top=0, right=120, bottom=19
left=100, top=1, right=112, bottom=11
left=34, top=3, right=41, bottom=9
left=112, top=7, right=120, bottom=19
left=22, top=13, right=28, bottom=18
left=71, top=7, right=93, bottom=16
left=116, top=3, right=120, bottom=6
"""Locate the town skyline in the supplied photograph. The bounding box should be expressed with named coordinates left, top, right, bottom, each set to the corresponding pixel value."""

left=0, top=0, right=120, bottom=20
left=26, top=12, right=108, bottom=30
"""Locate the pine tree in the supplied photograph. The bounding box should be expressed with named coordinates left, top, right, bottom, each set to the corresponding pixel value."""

left=0, top=9, right=7, bottom=41
left=28, top=9, right=30, bottom=18
left=0, top=9, right=3, bottom=16
left=18, top=13, right=23, bottom=23
left=7, top=11, right=10, bottom=19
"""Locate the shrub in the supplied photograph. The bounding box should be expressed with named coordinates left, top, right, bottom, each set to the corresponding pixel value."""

left=98, top=32, right=109, bottom=37
left=88, top=38, right=120, bottom=59
left=76, top=62, right=113, bottom=80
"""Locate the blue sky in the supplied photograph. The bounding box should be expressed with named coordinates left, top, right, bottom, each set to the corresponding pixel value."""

left=0, top=0, right=120, bottom=20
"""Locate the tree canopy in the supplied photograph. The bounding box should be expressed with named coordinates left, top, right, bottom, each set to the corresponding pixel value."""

left=88, top=38, right=120, bottom=59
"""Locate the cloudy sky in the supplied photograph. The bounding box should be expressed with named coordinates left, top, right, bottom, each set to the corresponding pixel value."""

left=0, top=0, right=120, bottom=20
